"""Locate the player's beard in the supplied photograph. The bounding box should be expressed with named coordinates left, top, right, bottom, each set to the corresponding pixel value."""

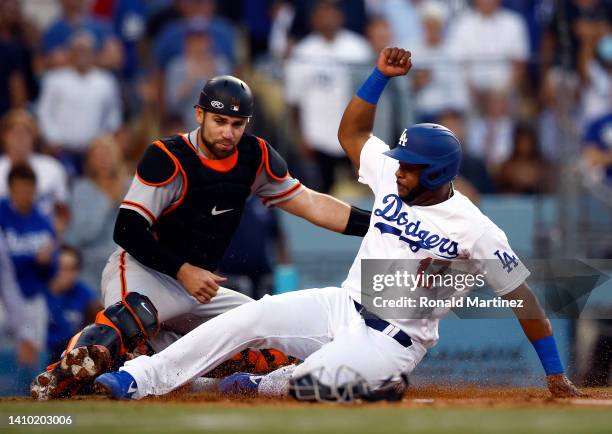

left=399, top=183, right=428, bottom=205
left=199, top=125, right=237, bottom=160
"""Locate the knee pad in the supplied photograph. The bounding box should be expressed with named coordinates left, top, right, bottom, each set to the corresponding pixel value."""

left=75, top=292, right=160, bottom=358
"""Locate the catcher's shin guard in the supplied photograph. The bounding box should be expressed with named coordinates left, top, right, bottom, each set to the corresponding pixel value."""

left=31, top=293, right=159, bottom=400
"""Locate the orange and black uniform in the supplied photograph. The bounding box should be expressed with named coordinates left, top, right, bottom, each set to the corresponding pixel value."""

left=114, top=132, right=295, bottom=280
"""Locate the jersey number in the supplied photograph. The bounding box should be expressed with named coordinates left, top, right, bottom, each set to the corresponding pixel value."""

left=494, top=250, right=519, bottom=273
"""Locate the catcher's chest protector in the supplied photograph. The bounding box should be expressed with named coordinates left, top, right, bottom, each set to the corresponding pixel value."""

left=151, top=134, right=263, bottom=271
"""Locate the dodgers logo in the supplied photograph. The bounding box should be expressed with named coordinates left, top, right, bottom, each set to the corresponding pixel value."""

left=494, top=250, right=519, bottom=273
left=373, top=194, right=459, bottom=259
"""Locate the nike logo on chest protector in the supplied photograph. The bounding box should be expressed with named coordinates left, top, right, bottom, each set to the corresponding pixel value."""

left=211, top=206, right=234, bottom=216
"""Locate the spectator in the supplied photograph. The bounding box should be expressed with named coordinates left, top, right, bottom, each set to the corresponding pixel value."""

left=541, top=0, right=611, bottom=74
left=94, top=0, right=148, bottom=81
left=41, top=0, right=123, bottom=71
left=436, top=108, right=495, bottom=194
left=287, top=0, right=368, bottom=43
left=46, top=245, right=101, bottom=361
left=0, top=110, right=69, bottom=232
left=99, top=0, right=149, bottom=118
left=0, top=12, right=27, bottom=118
left=449, top=0, right=529, bottom=100
left=496, top=123, right=553, bottom=194
left=146, top=0, right=185, bottom=42
left=582, top=110, right=612, bottom=185
left=37, top=31, right=122, bottom=176
left=0, top=0, right=40, bottom=108
left=65, top=136, right=128, bottom=292
left=0, top=164, right=59, bottom=387
left=538, top=67, right=582, bottom=164
left=268, top=1, right=296, bottom=63
left=165, top=23, right=231, bottom=130
left=285, top=0, right=371, bottom=192
left=410, top=1, right=469, bottom=122
left=238, top=0, right=274, bottom=61
left=371, top=0, right=425, bottom=49
left=0, top=228, right=39, bottom=391
left=466, top=87, right=515, bottom=170
left=219, top=196, right=291, bottom=300
left=152, top=0, right=236, bottom=72
left=581, top=32, right=612, bottom=125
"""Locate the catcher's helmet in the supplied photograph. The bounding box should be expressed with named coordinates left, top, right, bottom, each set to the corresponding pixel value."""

left=384, top=123, right=462, bottom=190
left=196, top=75, right=253, bottom=118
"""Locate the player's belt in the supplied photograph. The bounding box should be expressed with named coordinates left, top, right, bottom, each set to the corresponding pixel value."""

left=353, top=300, right=413, bottom=348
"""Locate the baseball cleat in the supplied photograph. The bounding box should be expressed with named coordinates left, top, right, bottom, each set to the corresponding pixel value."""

left=30, top=345, right=111, bottom=400
left=218, top=372, right=262, bottom=397
left=94, top=371, right=138, bottom=400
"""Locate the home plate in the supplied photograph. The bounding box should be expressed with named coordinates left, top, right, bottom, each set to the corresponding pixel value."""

left=571, top=399, right=612, bottom=406
left=412, top=399, right=435, bottom=404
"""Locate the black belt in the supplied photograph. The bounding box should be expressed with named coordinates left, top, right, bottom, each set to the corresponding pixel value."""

left=353, top=300, right=412, bottom=348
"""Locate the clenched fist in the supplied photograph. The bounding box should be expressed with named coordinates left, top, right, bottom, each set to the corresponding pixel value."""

left=376, top=47, right=412, bottom=78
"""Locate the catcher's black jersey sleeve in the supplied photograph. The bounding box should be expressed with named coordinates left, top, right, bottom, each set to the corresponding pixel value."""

left=113, top=208, right=185, bottom=278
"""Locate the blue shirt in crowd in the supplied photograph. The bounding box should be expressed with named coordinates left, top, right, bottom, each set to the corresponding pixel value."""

left=584, top=112, right=612, bottom=183
left=42, top=16, right=114, bottom=54
left=0, top=199, right=58, bottom=299
left=153, top=18, right=236, bottom=69
left=46, top=281, right=96, bottom=356
left=113, top=0, right=149, bottom=79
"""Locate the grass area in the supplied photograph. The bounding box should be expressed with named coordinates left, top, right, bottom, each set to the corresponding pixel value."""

left=1, top=401, right=612, bottom=434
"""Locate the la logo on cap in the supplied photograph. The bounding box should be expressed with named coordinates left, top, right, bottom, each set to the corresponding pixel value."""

left=398, top=129, right=408, bottom=147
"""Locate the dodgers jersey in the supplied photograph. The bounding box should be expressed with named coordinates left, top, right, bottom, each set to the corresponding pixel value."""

left=341, top=136, right=530, bottom=348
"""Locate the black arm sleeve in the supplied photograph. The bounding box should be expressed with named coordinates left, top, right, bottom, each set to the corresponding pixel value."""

left=342, top=206, right=372, bottom=237
left=113, top=208, right=185, bottom=279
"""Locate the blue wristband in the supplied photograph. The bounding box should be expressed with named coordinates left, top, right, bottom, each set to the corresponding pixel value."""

left=532, top=335, right=564, bottom=375
left=356, top=67, right=390, bottom=105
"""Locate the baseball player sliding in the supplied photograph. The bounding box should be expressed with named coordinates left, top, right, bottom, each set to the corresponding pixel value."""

left=94, top=48, right=580, bottom=400
left=31, top=75, right=372, bottom=400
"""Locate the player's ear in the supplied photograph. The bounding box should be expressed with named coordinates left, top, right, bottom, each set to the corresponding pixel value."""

left=194, top=106, right=205, bottom=124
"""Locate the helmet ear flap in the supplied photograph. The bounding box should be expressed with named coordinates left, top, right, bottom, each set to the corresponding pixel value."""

left=418, top=151, right=461, bottom=190
left=419, top=163, right=444, bottom=190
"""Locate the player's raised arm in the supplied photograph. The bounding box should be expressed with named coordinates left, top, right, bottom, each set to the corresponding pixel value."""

left=503, top=283, right=581, bottom=398
left=338, top=47, right=411, bottom=169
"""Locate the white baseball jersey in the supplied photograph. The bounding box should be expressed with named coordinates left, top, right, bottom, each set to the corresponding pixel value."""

left=341, top=135, right=530, bottom=348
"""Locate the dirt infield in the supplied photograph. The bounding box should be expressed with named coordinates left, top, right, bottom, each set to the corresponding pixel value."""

left=59, top=385, right=612, bottom=408
left=3, top=385, right=612, bottom=407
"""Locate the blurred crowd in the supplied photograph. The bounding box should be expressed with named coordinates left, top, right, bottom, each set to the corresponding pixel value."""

left=0, top=0, right=611, bottom=389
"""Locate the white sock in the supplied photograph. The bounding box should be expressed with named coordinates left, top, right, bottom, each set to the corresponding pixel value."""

left=258, top=365, right=297, bottom=397
left=189, top=377, right=221, bottom=393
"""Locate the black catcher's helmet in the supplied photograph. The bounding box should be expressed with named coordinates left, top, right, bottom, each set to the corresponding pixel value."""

left=196, top=75, right=253, bottom=118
